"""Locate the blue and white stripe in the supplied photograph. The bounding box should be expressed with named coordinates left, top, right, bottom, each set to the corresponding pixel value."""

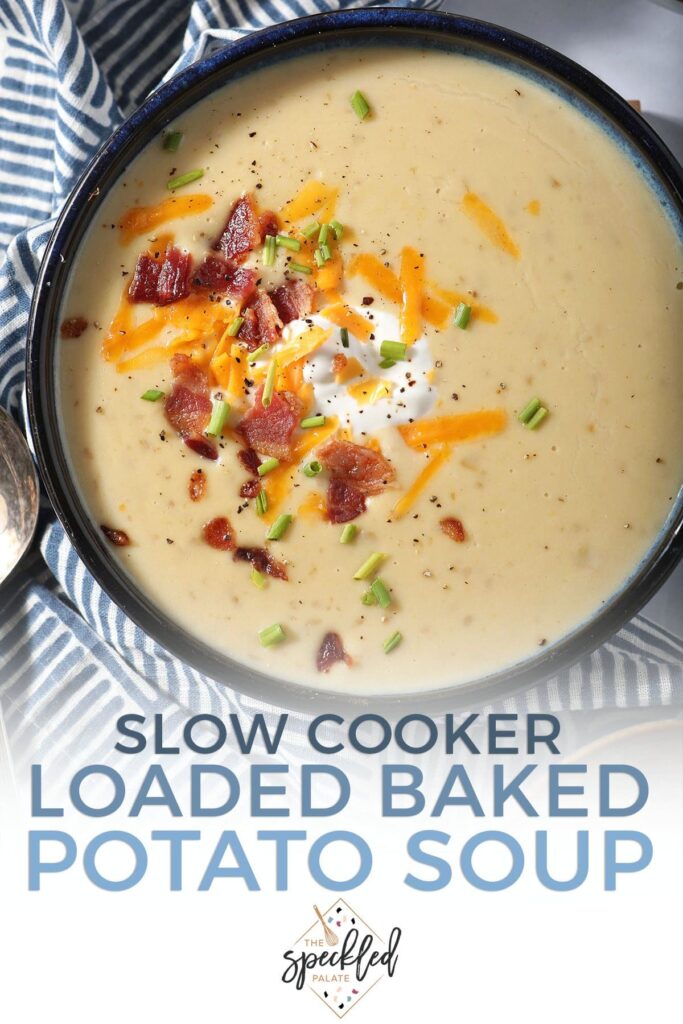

left=0, top=0, right=681, bottom=782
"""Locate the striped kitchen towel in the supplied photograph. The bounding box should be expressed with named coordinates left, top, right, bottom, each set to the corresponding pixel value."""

left=0, top=0, right=681, bottom=782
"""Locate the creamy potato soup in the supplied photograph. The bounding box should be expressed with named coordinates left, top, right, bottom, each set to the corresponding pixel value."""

left=58, top=46, right=683, bottom=694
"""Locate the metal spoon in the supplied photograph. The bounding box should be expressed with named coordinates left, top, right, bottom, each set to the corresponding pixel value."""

left=0, top=407, right=34, bottom=812
left=0, top=406, right=39, bottom=585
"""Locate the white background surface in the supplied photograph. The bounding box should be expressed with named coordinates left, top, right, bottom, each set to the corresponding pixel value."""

left=444, top=0, right=683, bottom=636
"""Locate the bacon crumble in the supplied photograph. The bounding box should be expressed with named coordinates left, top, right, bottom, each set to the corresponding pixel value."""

left=238, top=385, right=302, bottom=460
left=331, top=353, right=348, bottom=375
left=239, top=479, right=261, bottom=499
left=156, top=248, right=193, bottom=305
left=100, top=525, right=130, bottom=547
left=237, top=292, right=283, bottom=350
left=227, top=267, right=259, bottom=305
left=316, top=632, right=351, bottom=673
left=193, top=253, right=235, bottom=290
left=213, top=193, right=266, bottom=263
left=260, top=211, right=280, bottom=239
left=60, top=316, right=88, bottom=338
left=127, top=254, right=160, bottom=303
left=233, top=546, right=288, bottom=580
left=440, top=517, right=466, bottom=542
left=185, top=437, right=218, bottom=460
left=193, top=255, right=258, bottom=305
left=326, top=477, right=366, bottom=523
left=318, top=441, right=395, bottom=523
left=318, top=439, right=395, bottom=495
left=203, top=516, right=236, bottom=550
left=165, top=353, right=212, bottom=438
left=237, top=447, right=262, bottom=474
left=269, top=279, right=316, bottom=325
left=128, top=246, right=192, bottom=305
left=189, top=469, right=206, bottom=502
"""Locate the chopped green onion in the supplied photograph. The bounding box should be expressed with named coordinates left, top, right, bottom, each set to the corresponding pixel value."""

left=163, top=130, right=183, bottom=153
left=314, top=248, right=326, bottom=268
left=227, top=316, right=244, bottom=337
left=383, top=630, right=402, bottom=654
left=351, top=90, right=370, bottom=121
left=259, top=623, right=285, bottom=647
left=300, top=414, right=325, bottom=429
left=206, top=398, right=230, bottom=436
left=453, top=302, right=472, bottom=330
left=255, top=490, right=268, bottom=516
left=248, top=343, right=269, bottom=362
left=318, top=222, right=330, bottom=246
left=288, top=261, right=312, bottom=275
left=330, top=220, right=344, bottom=240
left=167, top=168, right=204, bottom=190
left=302, top=221, right=320, bottom=240
left=518, top=397, right=541, bottom=424
left=276, top=234, right=301, bottom=252
left=266, top=513, right=293, bottom=541
left=379, top=357, right=396, bottom=369
left=340, top=523, right=358, bottom=544
left=262, top=359, right=277, bottom=409
left=262, top=233, right=276, bottom=267
left=371, top=577, right=392, bottom=609
left=527, top=406, right=549, bottom=430
left=320, top=242, right=332, bottom=262
left=361, top=591, right=377, bottom=606
left=340, top=327, right=350, bottom=349
left=141, top=388, right=165, bottom=402
left=380, top=340, right=407, bottom=362
left=258, top=457, right=280, bottom=477
left=251, top=568, right=266, bottom=589
left=303, top=460, right=322, bottom=478
left=353, top=551, right=385, bottom=580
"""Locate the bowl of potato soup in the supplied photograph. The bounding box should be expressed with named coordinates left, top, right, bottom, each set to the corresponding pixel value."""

left=26, top=9, right=683, bottom=704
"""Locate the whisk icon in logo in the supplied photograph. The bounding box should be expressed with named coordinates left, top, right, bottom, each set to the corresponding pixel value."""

left=281, top=898, right=401, bottom=1017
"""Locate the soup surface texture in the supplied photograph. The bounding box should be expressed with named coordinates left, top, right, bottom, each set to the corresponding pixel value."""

left=58, top=46, right=683, bottom=694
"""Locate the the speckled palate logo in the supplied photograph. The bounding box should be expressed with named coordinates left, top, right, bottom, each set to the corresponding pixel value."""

left=281, top=899, right=401, bottom=1017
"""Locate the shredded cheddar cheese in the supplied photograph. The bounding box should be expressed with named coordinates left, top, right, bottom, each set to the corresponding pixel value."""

left=279, top=180, right=338, bottom=225
left=298, top=491, right=327, bottom=520
left=276, top=325, right=330, bottom=370
left=321, top=303, right=372, bottom=341
left=347, top=377, right=393, bottom=406
left=399, top=246, right=425, bottom=346
left=348, top=253, right=402, bottom=303
left=210, top=351, right=232, bottom=390
left=398, top=409, right=507, bottom=449
left=392, top=445, right=453, bottom=519
left=291, top=418, right=338, bottom=461
left=116, top=334, right=200, bottom=374
left=119, top=193, right=213, bottom=243
left=427, top=283, right=499, bottom=325
left=334, top=356, right=364, bottom=385
left=103, top=286, right=237, bottom=371
left=350, top=252, right=498, bottom=327
left=315, top=250, right=344, bottom=293
left=460, top=191, right=520, bottom=259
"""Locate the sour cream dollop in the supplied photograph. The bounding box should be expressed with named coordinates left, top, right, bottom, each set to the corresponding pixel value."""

left=280, top=308, right=436, bottom=435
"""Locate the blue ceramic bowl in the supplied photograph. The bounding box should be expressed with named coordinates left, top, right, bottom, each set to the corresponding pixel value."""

left=26, top=8, right=683, bottom=709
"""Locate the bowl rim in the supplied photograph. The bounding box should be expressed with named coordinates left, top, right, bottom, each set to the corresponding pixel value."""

left=26, top=6, right=683, bottom=712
